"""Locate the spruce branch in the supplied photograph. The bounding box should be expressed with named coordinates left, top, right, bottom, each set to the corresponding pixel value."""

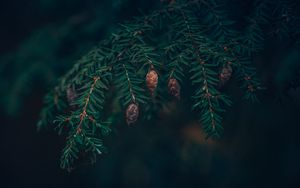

left=75, top=76, right=100, bottom=134
left=60, top=43, right=112, bottom=91
left=177, top=8, right=231, bottom=137
left=35, top=0, right=300, bottom=170
left=236, top=0, right=272, bottom=54
left=195, top=0, right=237, bottom=40
left=54, top=67, right=112, bottom=170
left=37, top=87, right=67, bottom=131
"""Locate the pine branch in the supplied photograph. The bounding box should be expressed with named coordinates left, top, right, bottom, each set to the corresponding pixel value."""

left=225, top=47, right=262, bottom=101
left=60, top=42, right=112, bottom=91
left=37, top=88, right=67, bottom=131
left=195, top=0, right=237, bottom=40
left=75, top=76, right=100, bottom=134
left=236, top=0, right=272, bottom=54
left=54, top=67, right=111, bottom=170
left=176, top=8, right=231, bottom=137
left=35, top=0, right=300, bottom=170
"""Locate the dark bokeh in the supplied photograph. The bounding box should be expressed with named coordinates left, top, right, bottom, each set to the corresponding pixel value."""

left=0, top=0, right=300, bottom=187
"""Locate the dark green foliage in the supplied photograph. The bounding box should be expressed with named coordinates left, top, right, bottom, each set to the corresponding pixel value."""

left=54, top=73, right=112, bottom=170
left=0, top=0, right=159, bottom=115
left=37, top=88, right=67, bottom=131
left=34, top=0, right=300, bottom=170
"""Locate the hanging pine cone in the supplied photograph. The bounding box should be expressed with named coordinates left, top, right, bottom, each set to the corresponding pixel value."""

left=126, top=103, right=139, bottom=125
left=219, top=64, right=232, bottom=87
left=168, top=78, right=181, bottom=100
left=146, top=68, right=158, bottom=96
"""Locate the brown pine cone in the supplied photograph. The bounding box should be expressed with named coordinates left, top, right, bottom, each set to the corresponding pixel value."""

left=126, top=103, right=139, bottom=125
left=168, top=78, right=181, bottom=100
left=219, top=64, right=232, bottom=86
left=146, top=69, right=158, bottom=96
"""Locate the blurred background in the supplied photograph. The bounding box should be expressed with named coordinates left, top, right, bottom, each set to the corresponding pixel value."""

left=0, top=0, right=300, bottom=187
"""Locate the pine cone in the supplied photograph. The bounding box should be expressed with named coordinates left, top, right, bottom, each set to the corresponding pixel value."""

left=126, top=103, right=139, bottom=125
left=168, top=78, right=181, bottom=100
left=219, top=64, right=232, bottom=86
left=146, top=69, right=158, bottom=96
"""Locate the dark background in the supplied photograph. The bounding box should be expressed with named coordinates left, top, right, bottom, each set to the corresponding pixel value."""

left=0, top=0, right=300, bottom=187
